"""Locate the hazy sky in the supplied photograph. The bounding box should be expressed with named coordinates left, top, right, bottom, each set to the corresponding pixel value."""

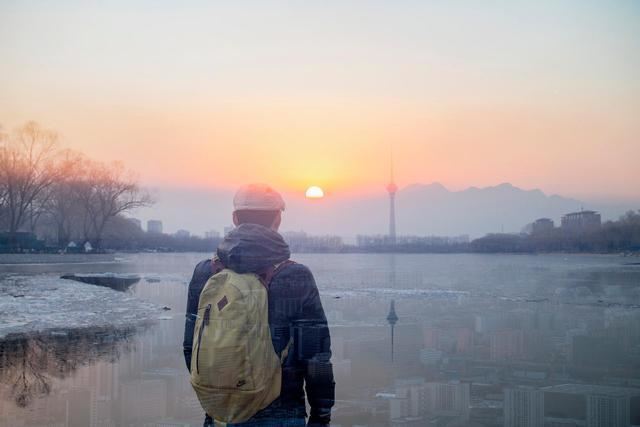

left=1, top=1, right=639, bottom=204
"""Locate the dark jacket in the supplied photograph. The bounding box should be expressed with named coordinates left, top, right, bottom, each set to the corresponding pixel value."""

left=183, top=224, right=335, bottom=425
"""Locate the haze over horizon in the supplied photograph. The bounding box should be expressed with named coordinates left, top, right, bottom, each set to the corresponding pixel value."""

left=134, top=181, right=638, bottom=240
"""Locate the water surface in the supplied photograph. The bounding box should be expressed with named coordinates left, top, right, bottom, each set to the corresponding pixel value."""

left=1, top=253, right=639, bottom=426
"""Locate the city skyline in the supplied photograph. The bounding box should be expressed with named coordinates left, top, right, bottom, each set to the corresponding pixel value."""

left=133, top=181, right=633, bottom=238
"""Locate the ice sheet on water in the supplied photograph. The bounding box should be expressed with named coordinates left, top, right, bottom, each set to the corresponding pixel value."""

left=321, top=287, right=469, bottom=300
left=0, top=275, right=162, bottom=339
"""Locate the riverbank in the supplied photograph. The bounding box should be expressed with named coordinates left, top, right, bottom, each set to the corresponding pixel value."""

left=0, top=253, right=117, bottom=265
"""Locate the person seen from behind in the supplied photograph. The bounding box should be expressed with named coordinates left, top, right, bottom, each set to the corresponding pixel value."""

left=183, top=184, right=335, bottom=427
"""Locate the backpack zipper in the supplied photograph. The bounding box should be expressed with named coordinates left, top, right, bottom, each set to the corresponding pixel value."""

left=195, top=303, right=212, bottom=375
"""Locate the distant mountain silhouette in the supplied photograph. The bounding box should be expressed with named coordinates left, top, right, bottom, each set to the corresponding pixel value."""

left=394, top=182, right=584, bottom=237
left=277, top=182, right=597, bottom=239
left=141, top=183, right=632, bottom=239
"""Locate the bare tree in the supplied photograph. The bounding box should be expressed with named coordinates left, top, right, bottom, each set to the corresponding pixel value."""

left=1, top=121, right=155, bottom=251
left=77, top=160, right=153, bottom=250
left=42, top=150, right=87, bottom=247
left=0, top=122, right=60, bottom=246
left=0, top=127, right=9, bottom=229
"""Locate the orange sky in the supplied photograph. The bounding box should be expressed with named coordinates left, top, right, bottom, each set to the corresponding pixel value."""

left=1, top=1, right=639, bottom=202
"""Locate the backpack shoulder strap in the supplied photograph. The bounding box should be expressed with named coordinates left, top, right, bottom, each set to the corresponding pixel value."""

left=262, top=260, right=296, bottom=289
left=211, top=255, right=295, bottom=289
left=210, top=255, right=225, bottom=275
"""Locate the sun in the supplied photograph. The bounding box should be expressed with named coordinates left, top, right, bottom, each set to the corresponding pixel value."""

left=305, top=186, right=324, bottom=199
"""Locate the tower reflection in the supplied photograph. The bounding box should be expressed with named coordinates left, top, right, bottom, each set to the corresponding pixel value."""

left=386, top=300, right=399, bottom=362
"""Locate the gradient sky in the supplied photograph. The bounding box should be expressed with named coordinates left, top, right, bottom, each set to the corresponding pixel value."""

left=1, top=0, right=639, bottom=202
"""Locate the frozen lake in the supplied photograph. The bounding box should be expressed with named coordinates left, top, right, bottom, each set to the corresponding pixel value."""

left=1, top=253, right=639, bottom=426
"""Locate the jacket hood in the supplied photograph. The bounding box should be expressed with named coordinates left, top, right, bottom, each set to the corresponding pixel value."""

left=216, top=223, right=290, bottom=274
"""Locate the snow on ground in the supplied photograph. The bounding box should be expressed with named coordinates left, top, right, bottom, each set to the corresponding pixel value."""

left=0, top=274, right=162, bottom=339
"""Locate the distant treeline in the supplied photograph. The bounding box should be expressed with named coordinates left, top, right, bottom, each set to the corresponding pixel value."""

left=342, top=211, right=640, bottom=254
left=101, top=210, right=640, bottom=254
left=344, top=242, right=471, bottom=254
left=99, top=216, right=222, bottom=252
left=5, top=210, right=639, bottom=254
left=102, top=210, right=640, bottom=254
left=470, top=210, right=640, bottom=253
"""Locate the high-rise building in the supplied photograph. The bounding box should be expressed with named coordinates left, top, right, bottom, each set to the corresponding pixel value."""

left=561, top=210, right=601, bottom=232
left=425, top=381, right=470, bottom=419
left=390, top=378, right=426, bottom=420
left=531, top=218, right=554, bottom=234
left=587, top=394, right=629, bottom=427
left=147, top=220, right=163, bottom=234
left=504, top=387, right=544, bottom=427
left=542, top=384, right=639, bottom=427
left=174, top=229, right=190, bottom=238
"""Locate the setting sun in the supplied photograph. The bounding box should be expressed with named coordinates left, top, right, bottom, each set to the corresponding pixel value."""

left=305, top=186, right=324, bottom=199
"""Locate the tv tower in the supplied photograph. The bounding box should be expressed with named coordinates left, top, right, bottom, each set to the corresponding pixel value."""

left=386, top=151, right=397, bottom=244
left=386, top=300, right=399, bottom=362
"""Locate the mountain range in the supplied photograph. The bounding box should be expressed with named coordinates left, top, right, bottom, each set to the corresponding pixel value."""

left=140, top=183, right=636, bottom=240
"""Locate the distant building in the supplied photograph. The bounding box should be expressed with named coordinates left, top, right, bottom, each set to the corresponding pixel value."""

left=588, top=394, right=629, bottom=427
left=282, top=230, right=343, bottom=252
left=542, top=384, right=640, bottom=427
left=174, top=229, right=190, bottom=238
left=390, top=379, right=470, bottom=425
left=390, top=378, right=426, bottom=420
left=424, top=381, right=470, bottom=418
left=204, top=230, right=220, bottom=239
left=571, top=335, right=624, bottom=368
left=504, top=387, right=544, bottom=427
left=357, top=234, right=396, bottom=247
left=531, top=218, right=554, bottom=235
left=561, top=210, right=601, bottom=232
left=419, top=348, right=443, bottom=365
left=503, top=384, right=639, bottom=427
left=357, top=234, right=469, bottom=248
left=490, top=330, right=524, bottom=361
left=147, top=220, right=163, bottom=234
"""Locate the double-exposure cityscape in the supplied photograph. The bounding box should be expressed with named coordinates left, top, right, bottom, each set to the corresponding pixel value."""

left=2, top=2, right=640, bottom=427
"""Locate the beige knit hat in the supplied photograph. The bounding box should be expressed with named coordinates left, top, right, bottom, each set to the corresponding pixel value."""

left=233, top=183, right=286, bottom=211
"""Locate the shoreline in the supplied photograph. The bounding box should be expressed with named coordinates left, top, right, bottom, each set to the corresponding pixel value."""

left=1, top=251, right=636, bottom=263
left=0, top=253, right=118, bottom=265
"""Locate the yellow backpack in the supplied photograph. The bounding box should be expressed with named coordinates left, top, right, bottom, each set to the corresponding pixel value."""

left=190, top=264, right=290, bottom=424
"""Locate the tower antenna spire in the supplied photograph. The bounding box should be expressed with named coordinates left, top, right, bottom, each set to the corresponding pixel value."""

left=390, top=146, right=395, bottom=183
